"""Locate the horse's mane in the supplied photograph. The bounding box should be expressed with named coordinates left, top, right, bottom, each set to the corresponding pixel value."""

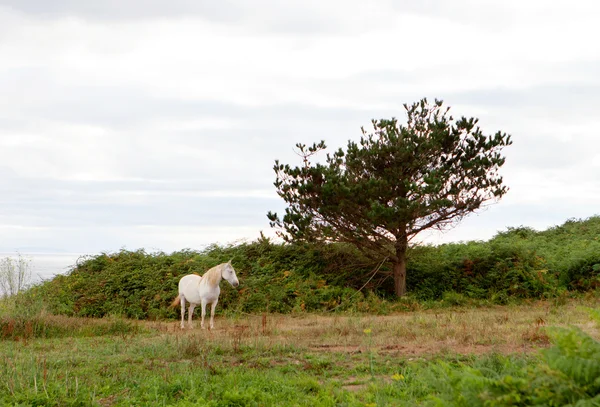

left=202, top=263, right=224, bottom=286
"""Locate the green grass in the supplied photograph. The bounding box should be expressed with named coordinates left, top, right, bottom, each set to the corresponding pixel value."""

left=2, top=297, right=599, bottom=406
left=1, top=330, right=394, bottom=405
left=0, top=332, right=528, bottom=406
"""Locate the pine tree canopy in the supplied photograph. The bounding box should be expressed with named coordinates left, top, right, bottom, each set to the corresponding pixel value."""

left=268, top=98, right=512, bottom=296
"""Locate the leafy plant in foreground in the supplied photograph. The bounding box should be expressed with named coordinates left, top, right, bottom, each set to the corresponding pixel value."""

left=427, top=308, right=600, bottom=406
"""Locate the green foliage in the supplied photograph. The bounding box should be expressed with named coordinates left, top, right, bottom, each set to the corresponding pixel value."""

left=33, top=249, right=205, bottom=319
left=16, top=216, right=600, bottom=319
left=1, top=303, right=599, bottom=406
left=30, top=242, right=388, bottom=319
left=268, top=97, right=512, bottom=296
left=407, top=215, right=600, bottom=302
left=269, top=98, right=512, bottom=244
left=426, top=307, right=600, bottom=406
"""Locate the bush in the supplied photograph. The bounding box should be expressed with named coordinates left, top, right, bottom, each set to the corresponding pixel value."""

left=23, top=216, right=600, bottom=318
left=31, top=243, right=383, bottom=318
left=407, top=216, right=600, bottom=302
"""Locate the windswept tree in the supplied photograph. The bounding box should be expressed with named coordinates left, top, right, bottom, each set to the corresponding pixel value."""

left=268, top=98, right=512, bottom=296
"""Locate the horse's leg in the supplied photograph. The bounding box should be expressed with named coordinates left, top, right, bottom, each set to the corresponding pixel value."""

left=188, top=303, right=196, bottom=329
left=179, top=295, right=186, bottom=329
left=209, top=299, right=218, bottom=330
left=200, top=300, right=207, bottom=330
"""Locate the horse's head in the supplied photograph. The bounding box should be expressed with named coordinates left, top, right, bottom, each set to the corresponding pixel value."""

left=222, top=260, right=239, bottom=288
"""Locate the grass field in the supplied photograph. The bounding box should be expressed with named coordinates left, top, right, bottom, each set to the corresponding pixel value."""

left=1, top=297, right=599, bottom=406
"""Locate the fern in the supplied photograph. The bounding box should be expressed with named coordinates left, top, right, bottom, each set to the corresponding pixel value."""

left=427, top=308, right=600, bottom=406
left=571, top=394, right=600, bottom=407
left=532, top=308, right=600, bottom=405
left=544, top=330, right=600, bottom=386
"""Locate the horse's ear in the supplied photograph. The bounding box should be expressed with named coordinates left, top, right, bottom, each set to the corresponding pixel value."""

left=228, top=259, right=232, bottom=264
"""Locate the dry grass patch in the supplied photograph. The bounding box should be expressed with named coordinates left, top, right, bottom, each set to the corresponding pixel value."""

left=145, top=298, right=599, bottom=358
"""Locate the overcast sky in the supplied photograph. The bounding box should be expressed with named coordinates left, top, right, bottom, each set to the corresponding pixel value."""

left=0, top=0, right=599, bottom=256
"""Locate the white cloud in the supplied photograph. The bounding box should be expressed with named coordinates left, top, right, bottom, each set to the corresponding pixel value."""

left=0, top=0, right=599, bottom=261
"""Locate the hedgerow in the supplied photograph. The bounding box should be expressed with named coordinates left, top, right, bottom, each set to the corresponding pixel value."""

left=24, top=216, right=600, bottom=319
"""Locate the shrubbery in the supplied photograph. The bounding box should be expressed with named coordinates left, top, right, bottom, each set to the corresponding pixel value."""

left=30, top=241, right=384, bottom=319
left=24, top=216, right=600, bottom=319
left=426, top=307, right=600, bottom=406
left=407, top=216, right=600, bottom=303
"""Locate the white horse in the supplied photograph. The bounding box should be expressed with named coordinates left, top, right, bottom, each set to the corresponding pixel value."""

left=171, top=260, right=239, bottom=330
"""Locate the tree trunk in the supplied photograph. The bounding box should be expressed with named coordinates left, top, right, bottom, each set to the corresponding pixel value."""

left=393, top=258, right=407, bottom=297
left=393, top=235, right=408, bottom=297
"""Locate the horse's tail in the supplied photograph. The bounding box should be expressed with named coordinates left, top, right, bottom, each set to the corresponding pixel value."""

left=170, top=295, right=181, bottom=308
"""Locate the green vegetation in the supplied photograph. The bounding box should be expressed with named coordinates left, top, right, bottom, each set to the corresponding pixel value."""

left=20, top=216, right=600, bottom=320
left=2, top=215, right=599, bottom=404
left=268, top=98, right=512, bottom=296
left=1, top=299, right=599, bottom=406
left=428, top=307, right=600, bottom=406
